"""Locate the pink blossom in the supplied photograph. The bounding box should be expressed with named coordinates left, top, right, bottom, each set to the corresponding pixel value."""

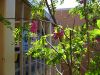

left=30, top=21, right=38, bottom=33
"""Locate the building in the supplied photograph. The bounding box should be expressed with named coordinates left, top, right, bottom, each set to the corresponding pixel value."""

left=0, top=0, right=54, bottom=75
left=1, top=0, right=98, bottom=75
left=55, top=8, right=85, bottom=28
left=0, top=0, right=31, bottom=75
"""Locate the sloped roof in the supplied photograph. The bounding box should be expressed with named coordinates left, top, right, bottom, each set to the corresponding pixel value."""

left=22, top=0, right=32, bottom=7
left=15, top=0, right=31, bottom=20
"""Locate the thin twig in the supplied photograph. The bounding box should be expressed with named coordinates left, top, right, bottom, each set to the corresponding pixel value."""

left=83, top=0, right=90, bottom=70
left=55, top=65, right=63, bottom=75
left=45, top=0, right=57, bottom=25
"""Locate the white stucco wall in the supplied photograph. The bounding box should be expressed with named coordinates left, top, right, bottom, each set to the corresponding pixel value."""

left=4, top=0, right=15, bottom=75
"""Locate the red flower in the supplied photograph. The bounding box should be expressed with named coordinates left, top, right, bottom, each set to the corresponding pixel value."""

left=59, top=30, right=64, bottom=37
left=95, top=38, right=100, bottom=42
left=53, top=30, right=64, bottom=40
left=53, top=32, right=59, bottom=39
left=30, top=21, right=38, bottom=33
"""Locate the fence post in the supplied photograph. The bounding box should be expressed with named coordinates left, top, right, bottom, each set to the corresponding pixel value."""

left=20, top=3, right=24, bottom=75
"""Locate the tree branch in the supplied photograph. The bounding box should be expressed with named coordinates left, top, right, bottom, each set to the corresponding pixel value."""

left=45, top=0, right=57, bottom=25
left=50, top=0, right=55, bottom=16
left=55, top=65, right=63, bottom=75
